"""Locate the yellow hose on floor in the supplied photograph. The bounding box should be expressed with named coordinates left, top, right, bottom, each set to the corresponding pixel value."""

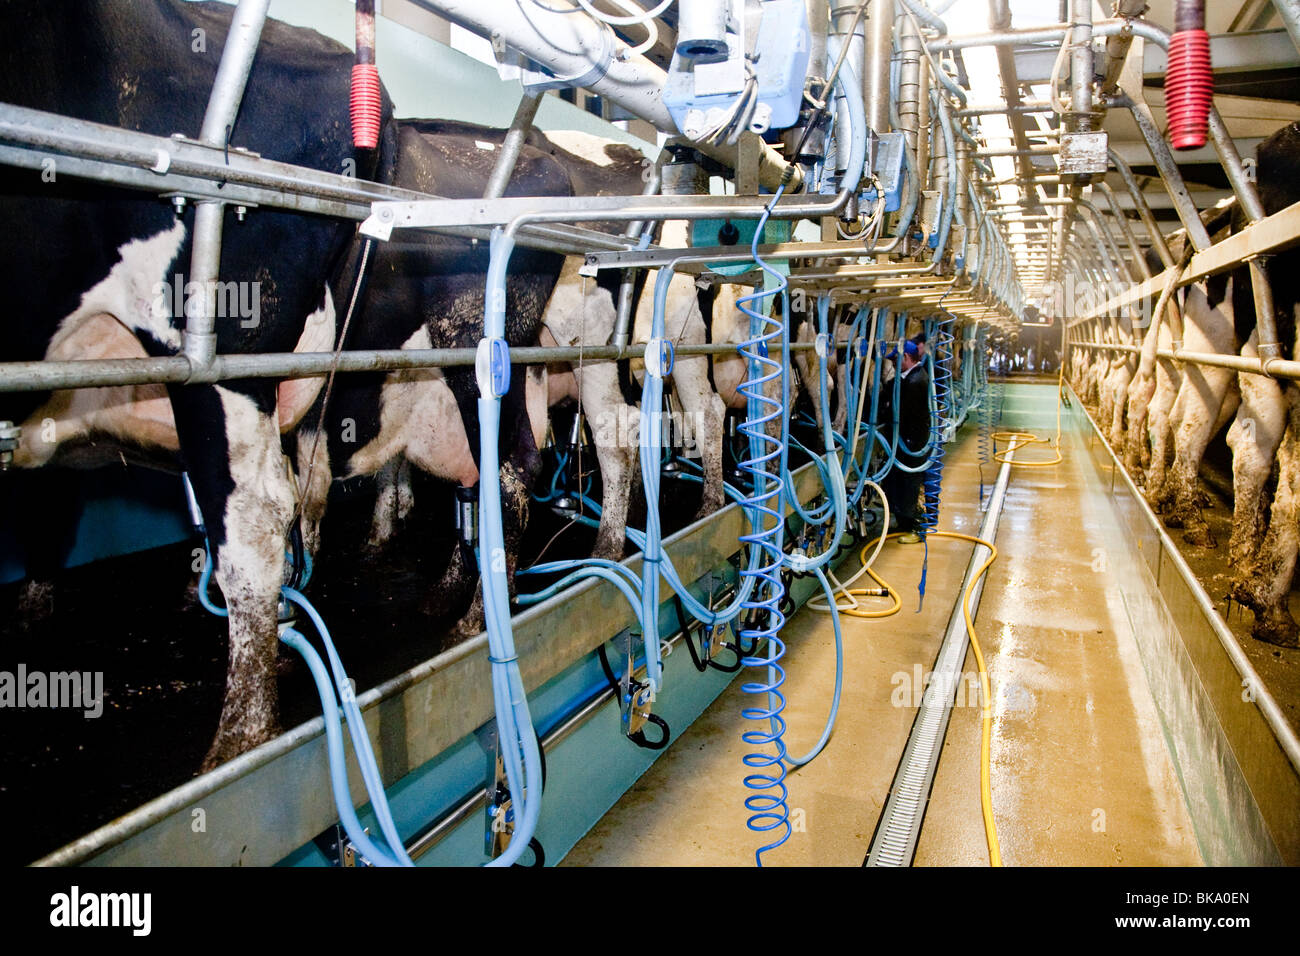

left=809, top=528, right=1005, bottom=865
left=992, top=340, right=1067, bottom=468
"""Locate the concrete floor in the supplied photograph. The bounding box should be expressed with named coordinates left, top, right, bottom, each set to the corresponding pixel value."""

left=563, top=396, right=1202, bottom=866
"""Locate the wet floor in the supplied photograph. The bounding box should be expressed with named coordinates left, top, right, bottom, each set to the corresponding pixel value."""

left=564, top=389, right=1202, bottom=866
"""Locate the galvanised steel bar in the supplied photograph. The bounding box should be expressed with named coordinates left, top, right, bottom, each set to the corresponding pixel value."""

left=185, top=0, right=273, bottom=368
left=0, top=341, right=820, bottom=394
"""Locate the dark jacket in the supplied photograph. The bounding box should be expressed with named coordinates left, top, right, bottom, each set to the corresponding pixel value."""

left=893, top=361, right=931, bottom=467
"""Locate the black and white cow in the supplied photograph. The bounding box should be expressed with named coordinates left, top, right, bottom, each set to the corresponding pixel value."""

left=294, top=120, right=569, bottom=634
left=294, top=126, right=728, bottom=616
left=0, top=0, right=397, bottom=767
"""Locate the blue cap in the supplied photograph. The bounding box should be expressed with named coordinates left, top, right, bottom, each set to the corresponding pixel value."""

left=903, top=340, right=920, bottom=358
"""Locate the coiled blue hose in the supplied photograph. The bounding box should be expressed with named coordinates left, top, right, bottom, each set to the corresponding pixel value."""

left=735, top=189, right=795, bottom=866
left=916, top=316, right=955, bottom=608
left=977, top=326, right=995, bottom=505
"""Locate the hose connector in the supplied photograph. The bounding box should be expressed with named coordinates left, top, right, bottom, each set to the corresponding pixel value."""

left=1166, top=1, right=1212, bottom=151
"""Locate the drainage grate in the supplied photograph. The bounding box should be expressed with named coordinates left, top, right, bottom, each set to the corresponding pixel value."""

left=864, top=456, right=1013, bottom=867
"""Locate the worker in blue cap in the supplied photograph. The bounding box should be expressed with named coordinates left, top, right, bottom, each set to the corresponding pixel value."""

left=881, top=338, right=930, bottom=544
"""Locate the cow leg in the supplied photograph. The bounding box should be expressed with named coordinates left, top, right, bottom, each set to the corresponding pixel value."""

left=1146, top=373, right=1183, bottom=504
left=1162, top=366, right=1234, bottom=545
left=663, top=295, right=726, bottom=520
left=443, top=366, right=540, bottom=639
left=1233, top=384, right=1300, bottom=647
left=1123, top=369, right=1154, bottom=474
left=578, top=360, right=637, bottom=559
left=1107, top=363, right=1133, bottom=448
left=176, top=384, right=294, bottom=771
left=1099, top=364, right=1118, bottom=439
left=1228, top=335, right=1286, bottom=568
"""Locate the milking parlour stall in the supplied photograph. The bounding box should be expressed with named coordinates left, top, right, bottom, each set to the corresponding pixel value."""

left=0, top=0, right=1295, bottom=938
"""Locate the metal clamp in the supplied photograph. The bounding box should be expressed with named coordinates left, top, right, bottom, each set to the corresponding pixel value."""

left=0, top=420, right=20, bottom=470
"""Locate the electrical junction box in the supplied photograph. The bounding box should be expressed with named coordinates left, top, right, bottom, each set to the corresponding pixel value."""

left=918, top=189, right=944, bottom=248
left=861, top=131, right=906, bottom=213
left=662, top=0, right=810, bottom=141
left=1059, top=130, right=1109, bottom=177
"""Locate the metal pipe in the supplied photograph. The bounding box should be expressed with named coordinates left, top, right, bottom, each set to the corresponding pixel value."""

left=1101, top=0, right=1152, bottom=96
left=866, top=452, right=1014, bottom=867
left=831, top=0, right=868, bottom=177
left=1108, top=146, right=1175, bottom=268
left=976, top=144, right=1059, bottom=158
left=1208, top=107, right=1267, bottom=223
left=1098, top=181, right=1151, bottom=279
left=1114, top=91, right=1212, bottom=251
left=1117, top=21, right=1264, bottom=227
left=185, top=0, right=273, bottom=368
left=897, top=12, right=923, bottom=156
left=0, top=340, right=820, bottom=394
left=612, top=152, right=666, bottom=350
left=915, top=52, right=932, bottom=191
left=864, top=0, right=894, bottom=133
left=199, top=0, right=273, bottom=146
left=957, top=137, right=973, bottom=275
left=184, top=203, right=226, bottom=368
left=930, top=22, right=1075, bottom=50
left=989, top=0, right=1039, bottom=186
left=1075, top=341, right=1300, bottom=380
left=482, top=91, right=544, bottom=201
left=1274, top=0, right=1300, bottom=54
left=807, top=0, right=830, bottom=83
left=959, top=101, right=1053, bottom=117
left=0, top=104, right=641, bottom=256
left=1080, top=199, right=1136, bottom=284
left=1068, top=0, right=1095, bottom=131
left=677, top=0, right=732, bottom=57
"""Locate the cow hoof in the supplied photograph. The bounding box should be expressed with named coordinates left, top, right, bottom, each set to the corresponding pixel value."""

left=16, top=580, right=55, bottom=630
left=694, top=499, right=725, bottom=523
left=591, top=537, right=626, bottom=562
left=452, top=615, right=484, bottom=640
left=1182, top=526, right=1216, bottom=549
left=452, top=595, right=486, bottom=639
left=201, top=723, right=279, bottom=774
left=1253, top=617, right=1300, bottom=649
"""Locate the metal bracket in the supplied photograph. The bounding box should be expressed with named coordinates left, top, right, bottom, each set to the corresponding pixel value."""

left=619, top=631, right=653, bottom=738
left=476, top=724, right=516, bottom=861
